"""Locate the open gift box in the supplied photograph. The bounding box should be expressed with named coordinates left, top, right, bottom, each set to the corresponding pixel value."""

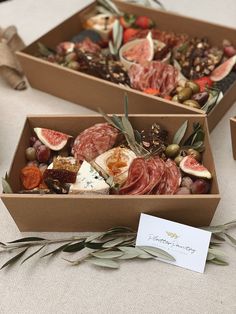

left=16, top=0, right=236, bottom=131
left=0, top=114, right=220, bottom=232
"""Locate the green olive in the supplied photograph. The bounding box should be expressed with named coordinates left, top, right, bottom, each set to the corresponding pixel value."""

left=165, top=144, right=180, bottom=158
left=183, top=100, right=201, bottom=109
left=174, top=155, right=184, bottom=166
left=178, top=87, right=193, bottom=103
left=185, top=81, right=200, bottom=94
left=176, top=86, right=184, bottom=93
left=187, top=148, right=201, bottom=161
left=25, top=147, right=36, bottom=161
left=172, top=94, right=180, bottom=102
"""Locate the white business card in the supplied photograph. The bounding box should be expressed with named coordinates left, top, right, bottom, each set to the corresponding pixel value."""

left=136, top=214, right=212, bottom=273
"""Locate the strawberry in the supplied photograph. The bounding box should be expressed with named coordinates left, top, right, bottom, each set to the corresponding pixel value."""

left=134, top=16, right=154, bottom=29
left=120, top=14, right=136, bottom=29
left=123, top=28, right=139, bottom=44
left=194, top=76, right=213, bottom=92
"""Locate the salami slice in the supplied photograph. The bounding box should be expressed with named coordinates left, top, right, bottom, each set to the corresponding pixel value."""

left=72, top=123, right=119, bottom=161
left=119, top=157, right=165, bottom=195
left=128, top=61, right=179, bottom=96
left=163, top=159, right=181, bottom=195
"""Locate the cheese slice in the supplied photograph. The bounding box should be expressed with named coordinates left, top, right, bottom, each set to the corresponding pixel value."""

left=94, top=147, right=136, bottom=185
left=69, top=160, right=110, bottom=195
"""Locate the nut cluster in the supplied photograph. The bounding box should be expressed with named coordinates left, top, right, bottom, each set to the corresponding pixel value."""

left=175, top=37, right=223, bottom=79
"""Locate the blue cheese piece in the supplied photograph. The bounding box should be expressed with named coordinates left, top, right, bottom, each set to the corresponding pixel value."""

left=69, top=160, right=110, bottom=195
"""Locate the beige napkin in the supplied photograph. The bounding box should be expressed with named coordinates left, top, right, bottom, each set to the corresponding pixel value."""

left=0, top=25, right=27, bottom=90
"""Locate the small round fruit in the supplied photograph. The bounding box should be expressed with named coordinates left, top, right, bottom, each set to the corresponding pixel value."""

left=191, top=179, right=210, bottom=194
left=178, top=87, right=193, bottom=102
left=29, top=136, right=37, bottom=147
left=36, top=145, right=51, bottom=163
left=25, top=147, right=36, bottom=161
left=192, top=92, right=209, bottom=107
left=39, top=163, right=48, bottom=174
left=185, top=81, right=200, bottom=94
left=183, top=100, right=201, bottom=109
left=172, top=95, right=180, bottom=103
left=181, top=176, right=193, bottom=189
left=33, top=140, right=42, bottom=150
left=165, top=144, right=180, bottom=158
left=187, top=148, right=201, bottom=162
left=174, top=155, right=184, bottom=166
left=175, top=187, right=191, bottom=195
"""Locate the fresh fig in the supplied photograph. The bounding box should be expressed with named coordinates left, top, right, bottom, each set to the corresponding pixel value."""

left=179, top=156, right=212, bottom=179
left=34, top=128, right=72, bottom=151
left=210, top=55, right=236, bottom=82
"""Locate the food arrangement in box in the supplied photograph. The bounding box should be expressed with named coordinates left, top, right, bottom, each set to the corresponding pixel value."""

left=36, top=0, right=236, bottom=114
left=17, top=103, right=213, bottom=197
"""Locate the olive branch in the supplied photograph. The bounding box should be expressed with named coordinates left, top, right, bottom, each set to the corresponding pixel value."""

left=0, top=221, right=235, bottom=270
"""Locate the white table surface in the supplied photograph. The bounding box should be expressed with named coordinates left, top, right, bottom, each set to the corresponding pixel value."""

left=0, top=1, right=236, bottom=313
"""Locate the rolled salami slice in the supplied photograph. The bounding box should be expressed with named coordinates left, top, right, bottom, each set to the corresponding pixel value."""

left=163, top=159, right=181, bottom=195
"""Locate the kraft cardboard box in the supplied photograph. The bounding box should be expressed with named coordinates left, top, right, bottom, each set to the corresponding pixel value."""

left=0, top=114, right=220, bottom=232
left=16, top=1, right=236, bottom=131
left=230, top=117, right=236, bottom=159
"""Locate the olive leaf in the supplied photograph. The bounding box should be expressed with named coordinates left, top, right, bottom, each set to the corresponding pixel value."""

left=172, top=120, right=188, bottom=145
left=109, top=19, right=123, bottom=55
left=103, top=236, right=127, bottom=248
left=63, top=241, right=85, bottom=252
left=8, top=237, right=46, bottom=244
left=118, top=247, right=140, bottom=259
left=208, top=258, right=229, bottom=266
left=2, top=177, right=13, bottom=194
left=88, top=257, right=120, bottom=269
left=201, top=88, right=221, bottom=114
left=0, top=248, right=28, bottom=270
left=91, top=251, right=123, bottom=259
left=85, top=233, right=104, bottom=243
left=97, top=0, right=122, bottom=15
left=224, top=233, right=236, bottom=246
left=37, top=42, right=54, bottom=57
left=21, top=245, right=45, bottom=265
left=208, top=248, right=226, bottom=258
left=42, top=243, right=71, bottom=257
left=138, top=246, right=175, bottom=261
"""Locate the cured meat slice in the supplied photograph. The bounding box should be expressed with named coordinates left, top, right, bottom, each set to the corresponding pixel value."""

left=72, top=123, right=119, bottom=161
left=163, top=159, right=181, bottom=195
left=128, top=61, right=179, bottom=96
left=119, top=157, right=165, bottom=195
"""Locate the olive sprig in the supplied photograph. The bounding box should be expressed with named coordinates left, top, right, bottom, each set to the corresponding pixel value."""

left=0, top=221, right=235, bottom=270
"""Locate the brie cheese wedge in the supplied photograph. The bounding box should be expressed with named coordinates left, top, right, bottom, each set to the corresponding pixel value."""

left=69, top=160, right=109, bottom=195
left=93, top=147, right=136, bottom=185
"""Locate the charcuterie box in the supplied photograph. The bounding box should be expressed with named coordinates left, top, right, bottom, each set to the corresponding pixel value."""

left=230, top=117, right=236, bottom=159
left=16, top=1, right=236, bottom=131
left=1, top=114, right=220, bottom=232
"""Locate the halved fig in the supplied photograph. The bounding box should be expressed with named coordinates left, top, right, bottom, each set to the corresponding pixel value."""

left=210, top=55, right=236, bottom=82
left=179, top=156, right=212, bottom=179
left=34, top=128, right=72, bottom=151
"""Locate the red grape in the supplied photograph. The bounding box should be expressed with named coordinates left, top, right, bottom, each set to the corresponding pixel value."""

left=36, top=145, right=51, bottom=163
left=191, top=179, right=210, bottom=194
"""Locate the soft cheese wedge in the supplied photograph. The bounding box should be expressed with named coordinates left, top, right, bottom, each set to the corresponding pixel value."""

left=69, top=160, right=110, bottom=195
left=93, top=147, right=136, bottom=185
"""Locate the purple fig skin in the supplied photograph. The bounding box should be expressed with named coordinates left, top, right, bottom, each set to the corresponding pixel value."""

left=181, top=176, right=193, bottom=189
left=191, top=179, right=210, bottom=194
left=33, top=140, right=42, bottom=150
left=175, top=187, right=191, bottom=195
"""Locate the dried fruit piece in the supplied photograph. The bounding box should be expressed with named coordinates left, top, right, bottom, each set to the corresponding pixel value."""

left=43, top=169, right=77, bottom=184
left=34, top=128, right=72, bottom=151
left=20, top=166, right=42, bottom=190
left=210, top=55, right=236, bottom=82
left=180, top=155, right=212, bottom=179
left=123, top=28, right=139, bottom=44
